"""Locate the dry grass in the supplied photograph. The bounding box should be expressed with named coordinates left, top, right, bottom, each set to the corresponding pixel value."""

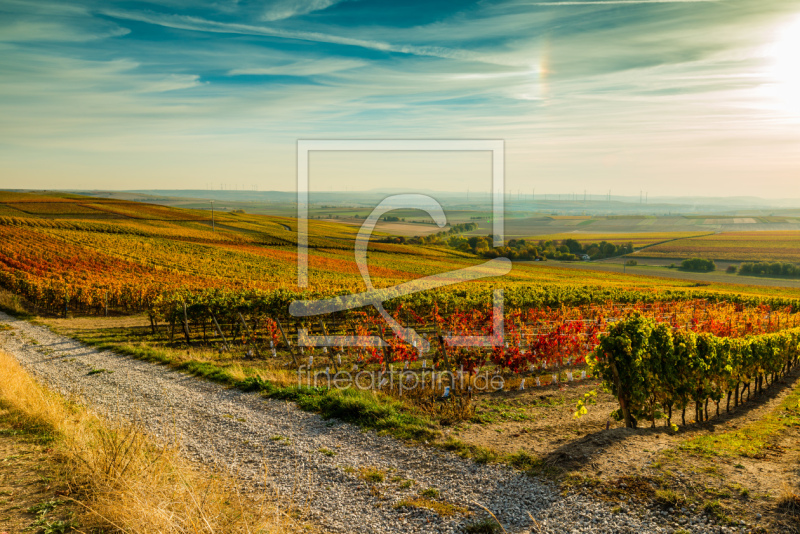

left=0, top=348, right=313, bottom=534
left=778, top=483, right=800, bottom=516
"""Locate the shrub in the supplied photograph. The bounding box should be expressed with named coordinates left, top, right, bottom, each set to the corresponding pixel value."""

left=679, top=258, right=716, bottom=272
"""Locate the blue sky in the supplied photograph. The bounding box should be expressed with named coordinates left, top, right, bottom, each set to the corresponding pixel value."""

left=1, top=0, right=799, bottom=196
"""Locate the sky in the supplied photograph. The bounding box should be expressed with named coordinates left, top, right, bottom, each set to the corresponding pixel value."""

left=1, top=0, right=799, bottom=196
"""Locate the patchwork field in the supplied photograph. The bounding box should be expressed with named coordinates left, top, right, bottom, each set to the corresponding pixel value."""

left=638, top=231, right=800, bottom=263
left=462, top=215, right=800, bottom=241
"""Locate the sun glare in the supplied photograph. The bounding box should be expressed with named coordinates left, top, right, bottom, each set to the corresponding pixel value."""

left=767, top=16, right=800, bottom=114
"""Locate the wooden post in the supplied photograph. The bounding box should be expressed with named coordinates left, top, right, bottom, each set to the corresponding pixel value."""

left=379, top=326, right=391, bottom=364
left=274, top=317, right=299, bottom=369
left=210, top=310, right=229, bottom=352
left=181, top=300, right=192, bottom=345
left=437, top=334, right=452, bottom=373
left=238, top=312, right=260, bottom=358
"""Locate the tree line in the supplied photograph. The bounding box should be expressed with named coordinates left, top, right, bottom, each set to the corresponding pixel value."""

left=739, top=261, right=800, bottom=279
left=446, top=236, right=634, bottom=261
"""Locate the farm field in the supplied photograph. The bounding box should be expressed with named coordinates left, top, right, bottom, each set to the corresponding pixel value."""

left=637, top=231, right=800, bottom=263
left=549, top=259, right=800, bottom=289
left=463, top=215, right=800, bottom=241
left=509, top=231, right=713, bottom=248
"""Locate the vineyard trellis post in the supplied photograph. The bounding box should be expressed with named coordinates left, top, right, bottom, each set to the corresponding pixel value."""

left=238, top=312, right=259, bottom=358
left=274, top=317, right=299, bottom=369
left=437, top=334, right=452, bottom=373
left=210, top=309, right=229, bottom=352
left=181, top=299, right=192, bottom=345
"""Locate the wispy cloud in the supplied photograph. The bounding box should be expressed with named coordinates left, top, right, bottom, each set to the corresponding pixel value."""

left=530, top=0, right=718, bottom=4
left=229, top=58, right=367, bottom=76
left=100, top=9, right=489, bottom=63
left=0, top=0, right=130, bottom=43
left=261, top=0, right=347, bottom=21
left=0, top=20, right=130, bottom=42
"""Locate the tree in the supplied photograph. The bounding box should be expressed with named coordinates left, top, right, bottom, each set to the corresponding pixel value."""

left=564, top=238, right=582, bottom=255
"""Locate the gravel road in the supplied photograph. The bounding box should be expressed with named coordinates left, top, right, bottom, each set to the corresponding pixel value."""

left=0, top=311, right=730, bottom=533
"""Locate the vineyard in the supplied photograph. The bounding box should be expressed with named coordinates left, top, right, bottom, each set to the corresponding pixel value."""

left=150, top=291, right=800, bottom=375
left=593, top=314, right=800, bottom=428
left=4, top=211, right=800, bottom=319
left=62, top=287, right=787, bottom=441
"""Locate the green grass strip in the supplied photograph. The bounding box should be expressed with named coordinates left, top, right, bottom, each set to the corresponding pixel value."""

left=679, top=378, right=800, bottom=458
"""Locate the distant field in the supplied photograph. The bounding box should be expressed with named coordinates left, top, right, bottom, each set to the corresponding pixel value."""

left=463, top=215, right=800, bottom=239
left=322, top=217, right=450, bottom=237
left=550, top=260, right=800, bottom=290
left=0, top=203, right=25, bottom=216
left=0, top=191, right=203, bottom=221
left=637, top=231, right=800, bottom=262
left=513, top=232, right=712, bottom=248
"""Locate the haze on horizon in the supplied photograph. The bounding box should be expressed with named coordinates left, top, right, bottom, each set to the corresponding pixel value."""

left=1, top=0, right=800, bottom=197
